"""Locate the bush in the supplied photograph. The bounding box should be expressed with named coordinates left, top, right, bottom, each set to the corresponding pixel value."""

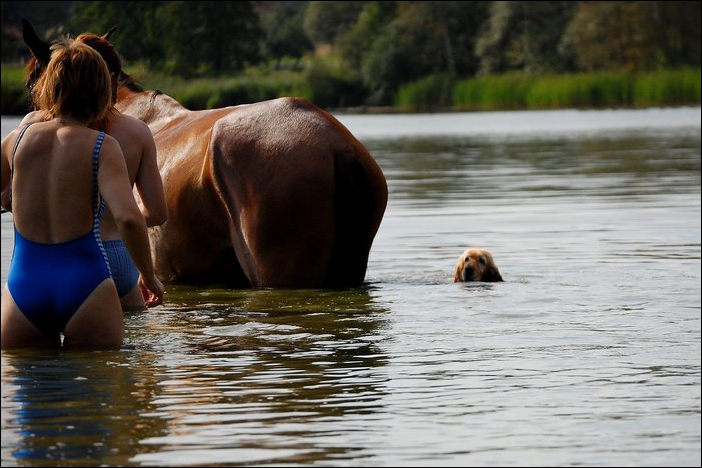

left=303, top=60, right=366, bottom=109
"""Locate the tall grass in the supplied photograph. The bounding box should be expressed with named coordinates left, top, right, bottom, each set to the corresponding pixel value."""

left=446, top=68, right=700, bottom=111
left=633, top=68, right=702, bottom=107
left=395, top=74, right=456, bottom=111
left=525, top=72, right=635, bottom=109
left=451, top=73, right=536, bottom=110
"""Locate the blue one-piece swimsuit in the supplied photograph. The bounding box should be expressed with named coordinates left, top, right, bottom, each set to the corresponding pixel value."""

left=7, top=127, right=112, bottom=334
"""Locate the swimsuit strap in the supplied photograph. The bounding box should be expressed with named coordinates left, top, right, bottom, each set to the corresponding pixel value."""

left=91, top=131, right=111, bottom=276
left=10, top=124, right=32, bottom=167
left=92, top=131, right=106, bottom=221
left=8, top=123, right=32, bottom=206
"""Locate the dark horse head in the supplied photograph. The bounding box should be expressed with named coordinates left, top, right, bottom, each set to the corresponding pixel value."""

left=21, top=18, right=117, bottom=107
left=21, top=18, right=50, bottom=103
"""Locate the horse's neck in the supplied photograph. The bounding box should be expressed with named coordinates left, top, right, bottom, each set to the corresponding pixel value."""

left=116, top=87, right=187, bottom=133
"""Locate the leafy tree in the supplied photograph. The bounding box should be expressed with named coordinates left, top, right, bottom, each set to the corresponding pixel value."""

left=439, top=1, right=492, bottom=77
left=68, top=1, right=263, bottom=77
left=655, top=1, right=701, bottom=67
left=159, top=1, right=263, bottom=77
left=257, top=1, right=314, bottom=66
left=391, top=1, right=491, bottom=77
left=475, top=1, right=577, bottom=75
left=566, top=1, right=657, bottom=71
left=303, top=0, right=366, bottom=46
left=336, top=1, right=396, bottom=73
left=566, top=1, right=701, bottom=72
left=350, top=1, right=490, bottom=104
left=360, top=21, right=417, bottom=104
left=68, top=1, right=167, bottom=68
left=69, top=1, right=168, bottom=69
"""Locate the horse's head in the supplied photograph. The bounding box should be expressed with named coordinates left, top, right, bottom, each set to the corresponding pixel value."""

left=21, top=19, right=118, bottom=108
left=21, top=18, right=50, bottom=104
left=21, top=19, right=184, bottom=130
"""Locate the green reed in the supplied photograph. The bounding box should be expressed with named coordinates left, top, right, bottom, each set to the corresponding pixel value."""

left=395, top=74, right=456, bottom=112
left=450, top=73, right=536, bottom=111
left=447, top=68, right=700, bottom=111
left=633, top=68, right=701, bottom=107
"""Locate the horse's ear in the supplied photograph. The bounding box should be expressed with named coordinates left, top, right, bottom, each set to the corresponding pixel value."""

left=102, top=26, right=117, bottom=41
left=21, top=18, right=51, bottom=63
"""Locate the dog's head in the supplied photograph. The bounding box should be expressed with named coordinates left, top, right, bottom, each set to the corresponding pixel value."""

left=454, top=248, right=503, bottom=282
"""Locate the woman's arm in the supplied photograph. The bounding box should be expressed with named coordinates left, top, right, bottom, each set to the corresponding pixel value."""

left=133, top=121, right=167, bottom=227
left=98, top=135, right=164, bottom=307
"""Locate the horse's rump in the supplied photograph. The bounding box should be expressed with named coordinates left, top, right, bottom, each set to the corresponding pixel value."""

left=207, top=98, right=387, bottom=288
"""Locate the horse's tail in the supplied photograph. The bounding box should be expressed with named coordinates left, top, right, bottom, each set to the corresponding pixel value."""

left=325, top=146, right=387, bottom=288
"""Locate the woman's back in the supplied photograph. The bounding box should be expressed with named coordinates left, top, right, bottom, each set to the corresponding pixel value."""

left=11, top=120, right=112, bottom=243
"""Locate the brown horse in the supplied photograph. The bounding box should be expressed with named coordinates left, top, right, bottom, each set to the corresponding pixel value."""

left=21, top=20, right=388, bottom=288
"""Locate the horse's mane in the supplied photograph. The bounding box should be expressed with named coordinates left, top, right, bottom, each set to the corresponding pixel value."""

left=118, top=70, right=144, bottom=92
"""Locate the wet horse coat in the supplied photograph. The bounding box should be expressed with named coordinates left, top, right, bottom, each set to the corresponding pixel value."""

left=21, top=20, right=388, bottom=288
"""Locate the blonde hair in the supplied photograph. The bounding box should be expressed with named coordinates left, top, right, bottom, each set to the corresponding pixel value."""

left=33, top=38, right=112, bottom=124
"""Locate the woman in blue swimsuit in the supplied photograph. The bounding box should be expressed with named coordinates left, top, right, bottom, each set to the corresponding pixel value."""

left=11, top=33, right=167, bottom=312
left=1, top=38, right=163, bottom=348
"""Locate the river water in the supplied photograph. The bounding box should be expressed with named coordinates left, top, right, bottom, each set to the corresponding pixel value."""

left=1, top=107, right=700, bottom=466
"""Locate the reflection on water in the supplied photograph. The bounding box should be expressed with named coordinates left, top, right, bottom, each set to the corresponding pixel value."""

left=3, top=348, right=166, bottom=467
left=127, top=291, right=391, bottom=467
left=2, top=109, right=700, bottom=466
left=3, top=288, right=391, bottom=467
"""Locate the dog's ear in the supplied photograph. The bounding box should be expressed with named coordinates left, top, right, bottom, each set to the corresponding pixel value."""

left=453, top=260, right=463, bottom=282
left=482, top=264, right=503, bottom=282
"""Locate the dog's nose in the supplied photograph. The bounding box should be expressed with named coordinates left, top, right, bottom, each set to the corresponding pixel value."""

left=462, top=267, right=474, bottom=280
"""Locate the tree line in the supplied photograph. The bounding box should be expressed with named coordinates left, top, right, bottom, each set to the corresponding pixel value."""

left=1, top=1, right=700, bottom=107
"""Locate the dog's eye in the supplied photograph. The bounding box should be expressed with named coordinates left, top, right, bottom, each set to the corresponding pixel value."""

left=479, top=256, right=486, bottom=264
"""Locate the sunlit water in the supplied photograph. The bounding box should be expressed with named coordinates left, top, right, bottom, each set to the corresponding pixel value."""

left=2, top=108, right=700, bottom=467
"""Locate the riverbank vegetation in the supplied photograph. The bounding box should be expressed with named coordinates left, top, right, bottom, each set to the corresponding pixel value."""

left=3, top=63, right=699, bottom=115
left=2, top=1, right=700, bottom=114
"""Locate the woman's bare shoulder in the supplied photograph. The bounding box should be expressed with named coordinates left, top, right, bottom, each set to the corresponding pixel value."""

left=114, top=112, right=150, bottom=131
left=20, top=110, right=48, bottom=126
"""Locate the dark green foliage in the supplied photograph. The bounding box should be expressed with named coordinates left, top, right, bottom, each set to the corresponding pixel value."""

left=475, top=1, right=578, bottom=75
left=2, top=1, right=701, bottom=110
left=258, top=1, right=313, bottom=64
left=303, top=59, right=366, bottom=108
left=68, top=1, right=167, bottom=68
left=159, top=1, right=263, bottom=77
left=303, top=1, right=366, bottom=45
